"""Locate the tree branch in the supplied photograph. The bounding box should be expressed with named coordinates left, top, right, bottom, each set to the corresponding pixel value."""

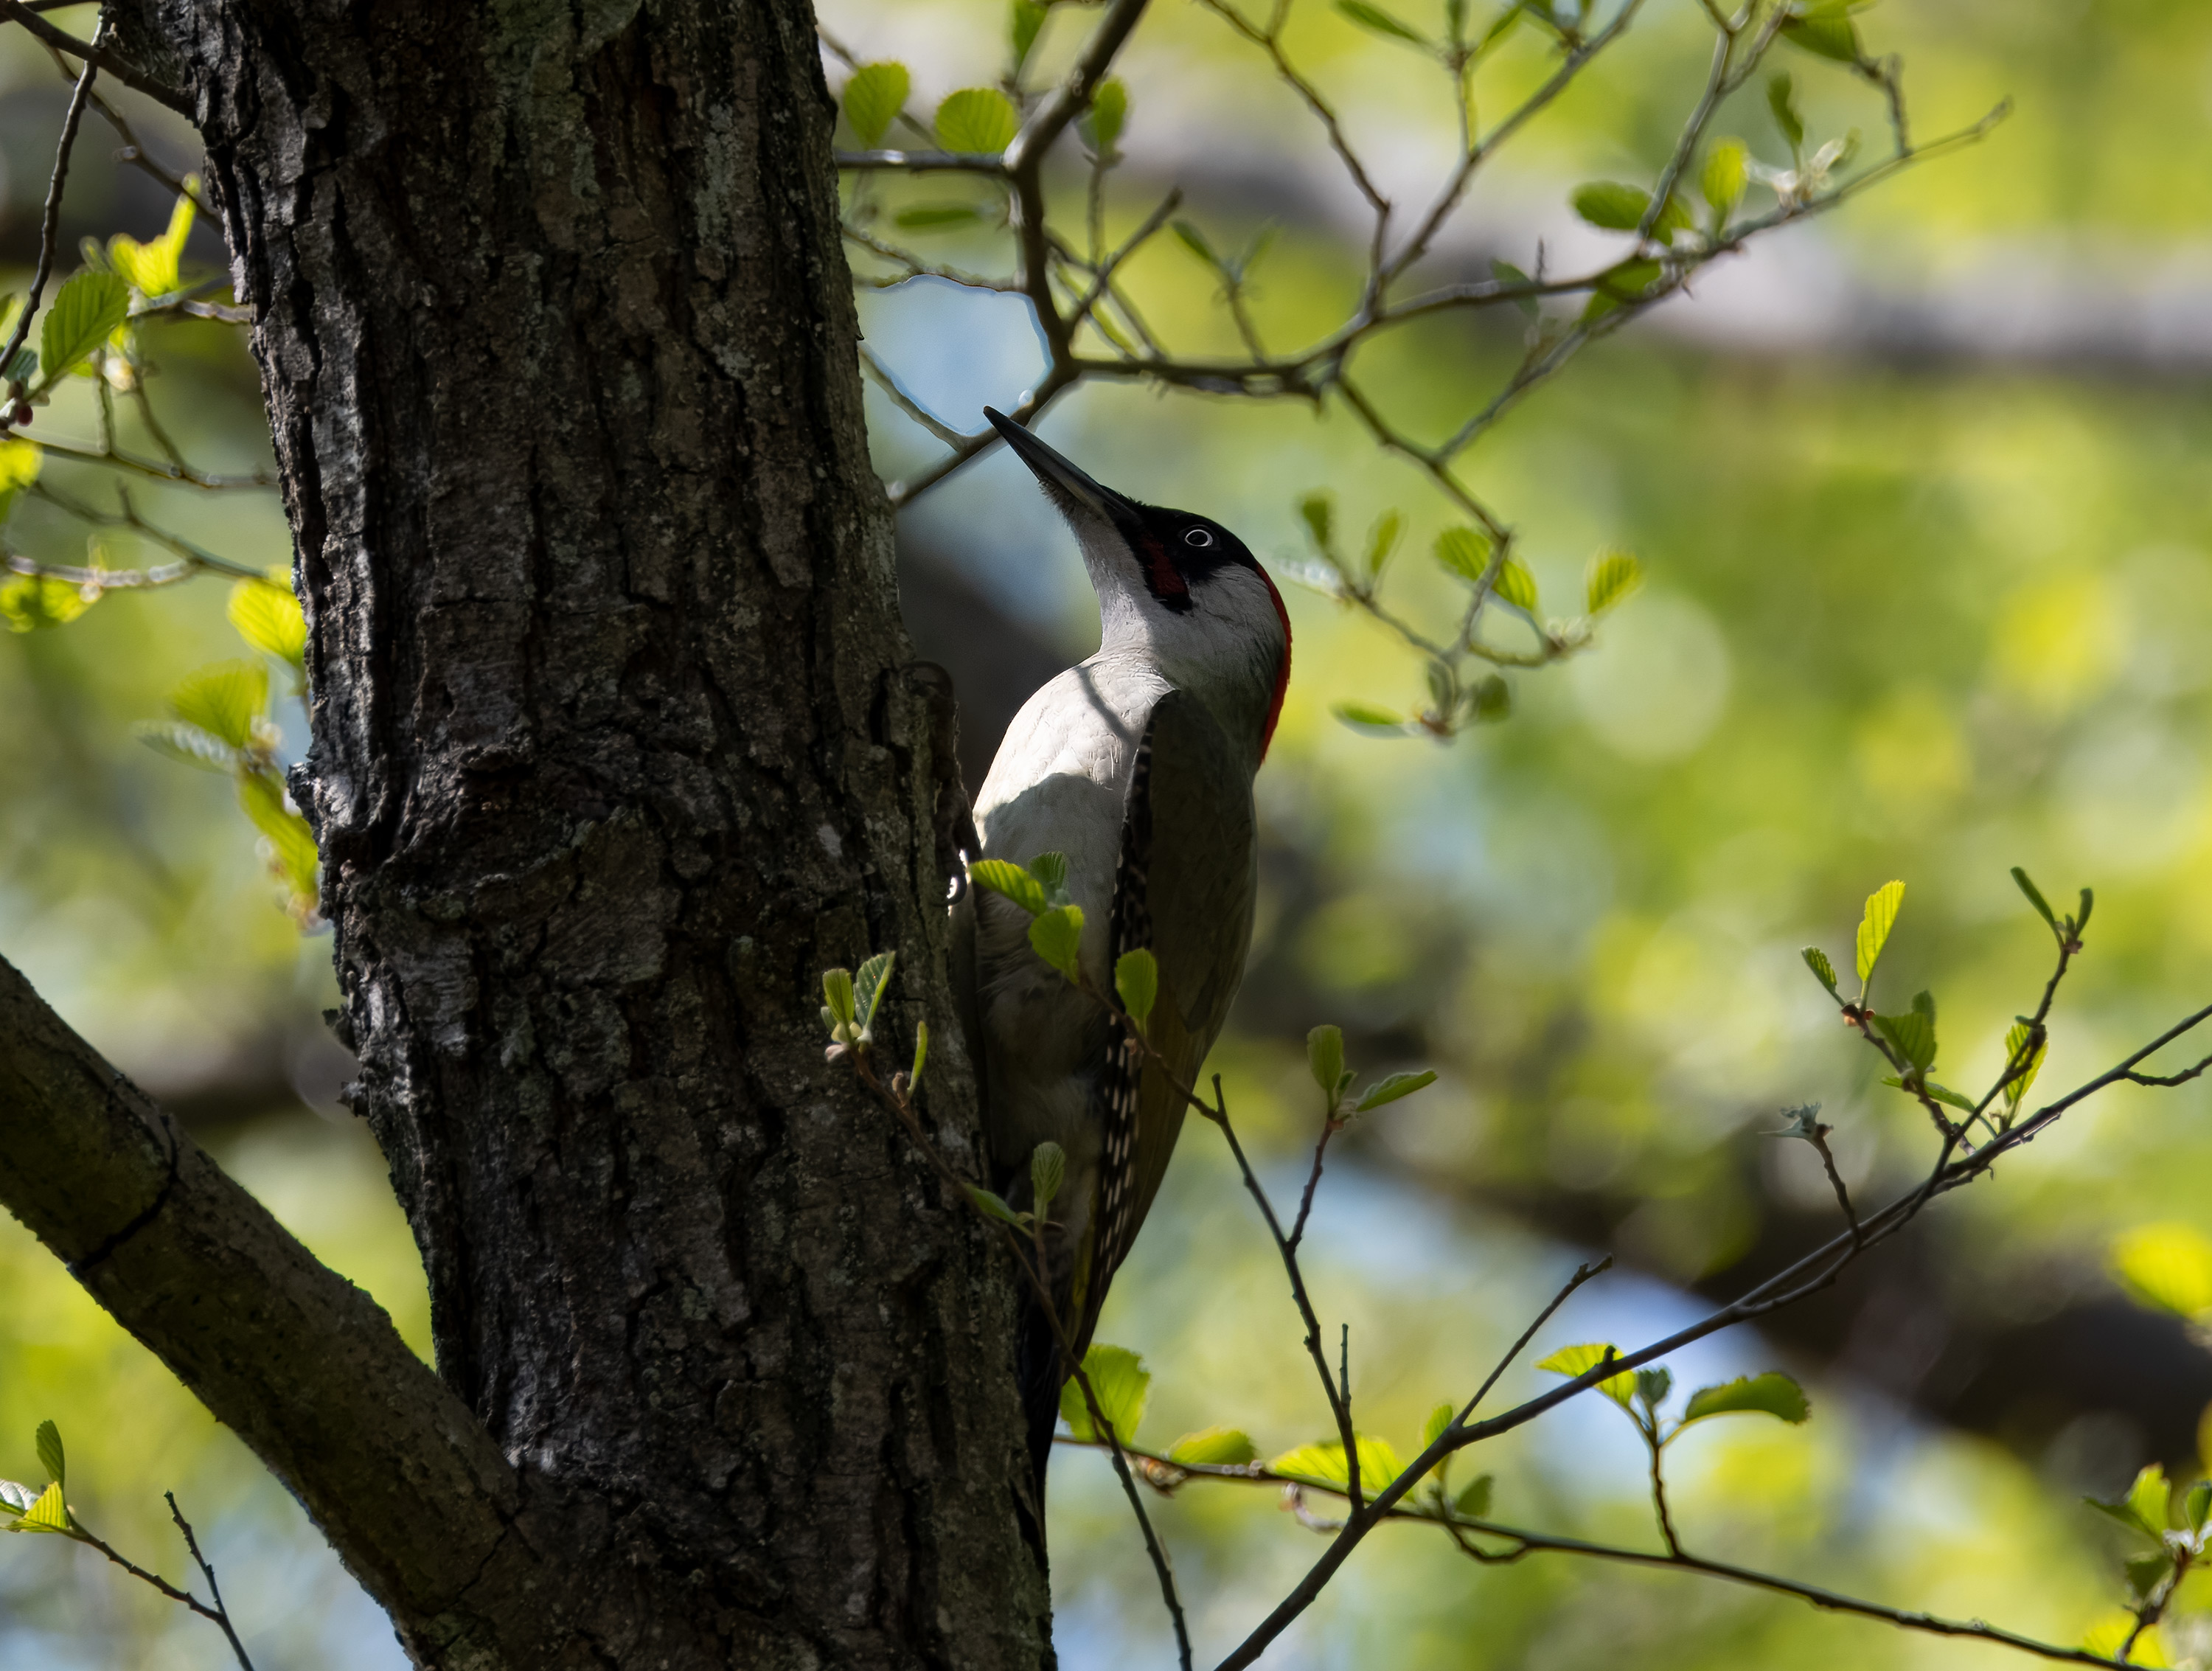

left=0, top=953, right=552, bottom=1655
left=0, top=0, right=191, bottom=115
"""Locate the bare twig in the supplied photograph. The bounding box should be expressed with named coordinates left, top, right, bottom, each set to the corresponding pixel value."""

left=0, top=0, right=190, bottom=115
left=0, top=29, right=101, bottom=400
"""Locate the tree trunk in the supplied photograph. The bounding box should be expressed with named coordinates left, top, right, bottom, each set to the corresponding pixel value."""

left=97, top=1, right=1049, bottom=1663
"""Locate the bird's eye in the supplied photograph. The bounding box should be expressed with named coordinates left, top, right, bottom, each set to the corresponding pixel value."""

left=1183, top=527, right=1215, bottom=548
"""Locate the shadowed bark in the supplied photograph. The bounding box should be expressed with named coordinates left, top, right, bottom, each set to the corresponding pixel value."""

left=0, top=0, right=1054, bottom=1664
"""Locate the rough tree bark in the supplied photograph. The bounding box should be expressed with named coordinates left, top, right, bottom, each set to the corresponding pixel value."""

left=1, top=0, right=1051, bottom=1664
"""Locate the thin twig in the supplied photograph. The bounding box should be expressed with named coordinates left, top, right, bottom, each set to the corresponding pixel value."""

left=0, top=0, right=189, bottom=115
left=166, top=1494, right=258, bottom=1671
left=0, top=30, right=100, bottom=400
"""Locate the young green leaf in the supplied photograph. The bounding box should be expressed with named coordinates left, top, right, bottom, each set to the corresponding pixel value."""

left=131, top=720, right=234, bottom=773
left=1490, top=258, right=1540, bottom=318
left=1801, top=947, right=1838, bottom=993
left=2109, top=1224, right=2212, bottom=1319
left=2128, top=1463, right=2171, bottom=1537
left=1874, top=1008, right=1935, bottom=1072
left=1767, top=72, right=1805, bottom=155
left=2000, top=1021, right=2046, bottom=1111
left=842, top=63, right=911, bottom=148
left=822, top=967, right=857, bottom=1030
left=970, top=858, right=1048, bottom=915
left=0, top=574, right=94, bottom=633
left=1307, top=1024, right=1346, bottom=1105
left=1854, top=878, right=1905, bottom=985
left=1364, top=510, right=1403, bottom=580
left=2185, top=1478, right=2210, bottom=1535
left=1268, top=1434, right=1404, bottom=1491
left=1680, top=1372, right=1810, bottom=1426
left=34, top=1422, right=63, bottom=1488
left=1582, top=257, right=1663, bottom=322
left=229, top=577, right=308, bottom=666
left=1422, top=1400, right=1455, bottom=1452
left=1336, top=0, right=1430, bottom=45
left=169, top=661, right=268, bottom=751
left=854, top=950, right=896, bottom=1031
left=0, top=1479, right=35, bottom=1519
left=1492, top=557, right=1538, bottom=612
left=911, top=1020, right=929, bottom=1086
left=1882, top=1075, right=1975, bottom=1111
left=1172, top=219, right=1224, bottom=270
left=1700, top=137, right=1748, bottom=222
left=894, top=204, right=984, bottom=231
left=1167, top=1425, right=1257, bottom=1467
left=1780, top=10, right=1862, bottom=63
left=1115, top=947, right=1158, bottom=1028
left=2010, top=866, right=2058, bottom=932
left=1452, top=1472, right=1494, bottom=1519
left=1333, top=702, right=1406, bottom=731
left=1298, top=492, right=1335, bottom=555
left=238, top=769, right=321, bottom=908
left=1027, top=851, right=1071, bottom=901
left=1584, top=549, right=1639, bottom=614
left=1030, top=1139, right=1065, bottom=1214
left=1060, top=1343, right=1150, bottom=1443
left=15, top=1480, right=69, bottom=1534
left=1469, top=674, right=1511, bottom=723
left=1635, top=1366, right=1672, bottom=1412
left=1028, top=904, right=1085, bottom=981
left=2076, top=886, right=2095, bottom=935
left=1009, top=0, right=1049, bottom=71
left=108, top=188, right=196, bottom=297
left=1353, top=1069, right=1437, bottom=1112
left=1080, top=77, right=1129, bottom=156
left=1571, top=181, right=1652, bottom=232
left=38, top=271, right=130, bottom=386
left=935, top=87, right=1018, bottom=153
left=1435, top=527, right=1492, bottom=584
left=1537, top=1342, right=1634, bottom=1408
left=966, top=1184, right=1029, bottom=1227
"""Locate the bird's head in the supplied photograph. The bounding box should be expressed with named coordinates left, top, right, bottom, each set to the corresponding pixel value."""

left=986, top=407, right=1292, bottom=758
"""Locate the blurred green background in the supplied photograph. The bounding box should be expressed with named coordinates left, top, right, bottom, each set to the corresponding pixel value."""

left=5, top=0, right=2212, bottom=1664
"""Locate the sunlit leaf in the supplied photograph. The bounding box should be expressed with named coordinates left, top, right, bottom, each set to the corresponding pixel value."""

left=935, top=87, right=1018, bottom=153
left=1882, top=1074, right=1974, bottom=1111
left=854, top=950, right=896, bottom=1030
left=1422, top=1401, right=1455, bottom=1453
left=1700, top=138, right=1748, bottom=221
left=2110, top=1224, right=2212, bottom=1319
left=109, top=187, right=197, bottom=296
left=1435, top=527, right=1492, bottom=584
left=1854, top=878, right=1905, bottom=984
left=1354, top=1069, right=1436, bottom=1112
left=2081, top=1613, right=2169, bottom=1666
left=0, top=573, right=94, bottom=633
left=1268, top=1434, right=1404, bottom=1492
left=970, top=858, right=1047, bottom=915
left=1781, top=13, right=1862, bottom=62
left=1060, top=1343, right=1150, bottom=1443
left=1874, top=1008, right=1935, bottom=1071
left=237, top=769, right=319, bottom=912
left=1571, top=181, right=1652, bottom=232
left=1336, top=0, right=1430, bottom=45
left=1364, top=510, right=1402, bottom=580
left=822, top=967, right=857, bottom=1029
left=2010, top=865, right=2058, bottom=931
left=1168, top=1425, right=1257, bottom=1467
left=1492, top=557, right=1537, bottom=612
left=34, top=1422, right=63, bottom=1488
left=1115, top=947, right=1158, bottom=1028
left=1680, top=1372, right=1810, bottom=1426
left=229, top=576, right=307, bottom=665
left=169, top=661, right=268, bottom=750
left=1801, top=947, right=1838, bottom=993
left=1584, top=549, right=1639, bottom=614
left=15, top=1480, right=69, bottom=1535
left=38, top=271, right=130, bottom=385
left=1028, top=903, right=1084, bottom=980
left=133, top=720, right=236, bottom=773
left=1537, top=1342, right=1633, bottom=1408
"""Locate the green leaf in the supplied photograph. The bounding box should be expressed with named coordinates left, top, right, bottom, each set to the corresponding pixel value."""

left=1801, top=947, right=1838, bottom=993
left=1354, top=1069, right=1436, bottom=1112
left=2124, top=1552, right=2173, bottom=1604
left=2185, top=1479, right=2210, bottom=1535
left=1635, top=1366, right=1672, bottom=1411
left=15, top=1480, right=69, bottom=1535
left=1334, top=701, right=1405, bottom=731
left=1874, top=1009, right=1935, bottom=1071
left=1882, top=1075, right=1974, bottom=1111
left=34, top=1422, right=63, bottom=1488
left=1584, top=549, right=1640, bottom=614
left=2076, top=886, right=2095, bottom=934
left=839, top=62, right=908, bottom=147
left=2129, top=1463, right=2171, bottom=1537
left=2000, top=1021, right=2045, bottom=1110
left=822, top=967, right=857, bottom=1029
left=2009, top=866, right=2058, bottom=931
left=910, top=1020, right=928, bottom=1085
left=1028, top=903, right=1085, bottom=981
left=1767, top=72, right=1805, bottom=153
left=1168, top=1425, right=1257, bottom=1467
left=1435, top=527, right=1492, bottom=584
left=1854, top=878, right=1905, bottom=985
left=2110, top=1224, right=2212, bottom=1319
left=0, top=1479, right=35, bottom=1518
left=1492, top=557, right=1537, bottom=612
left=1364, top=510, right=1402, bottom=580
left=1469, top=673, right=1510, bottom=723
left=1307, top=1025, right=1346, bottom=1105
left=1336, top=0, right=1430, bottom=44
left=854, top=950, right=896, bottom=1031
left=1571, top=181, right=1652, bottom=232
left=1080, top=77, right=1129, bottom=155
left=965, top=1184, right=1028, bottom=1227
left=1298, top=492, right=1335, bottom=554
left=169, top=661, right=268, bottom=750
left=38, top=271, right=130, bottom=388
left=1422, top=1401, right=1455, bottom=1453
left=1268, top=1434, right=1404, bottom=1492
left=0, top=573, right=94, bottom=633
left=1537, top=1342, right=1633, bottom=1408
left=228, top=577, right=308, bottom=666
left=1060, top=1343, right=1150, bottom=1443
left=1781, top=13, right=1861, bottom=62
left=894, top=204, right=984, bottom=230
left=970, top=858, right=1047, bottom=915
left=1680, top=1372, right=1810, bottom=1425
left=935, top=87, right=1018, bottom=153
left=1172, top=219, right=1222, bottom=270
left=108, top=187, right=197, bottom=296
left=1027, top=850, right=1071, bottom=901
left=133, top=720, right=237, bottom=773
left=1030, top=1140, right=1065, bottom=1212
left=1490, top=258, right=1540, bottom=318
left=1700, top=138, right=1748, bottom=221
left=238, top=769, right=320, bottom=909
left=1582, top=258, right=1663, bottom=323
left=1010, top=0, right=1049, bottom=70
left=1452, top=1472, right=1494, bottom=1518
left=1115, top=947, right=1158, bottom=1028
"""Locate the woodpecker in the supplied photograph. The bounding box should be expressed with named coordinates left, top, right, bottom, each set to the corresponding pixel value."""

left=953, top=408, right=1291, bottom=1522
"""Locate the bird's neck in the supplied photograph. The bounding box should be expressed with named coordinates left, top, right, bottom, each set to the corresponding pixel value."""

left=1096, top=611, right=1286, bottom=768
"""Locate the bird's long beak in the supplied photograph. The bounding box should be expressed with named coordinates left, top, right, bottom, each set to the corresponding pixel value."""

left=984, top=408, right=1135, bottom=528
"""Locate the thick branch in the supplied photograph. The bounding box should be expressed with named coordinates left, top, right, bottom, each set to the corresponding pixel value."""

left=0, top=953, right=549, bottom=1658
